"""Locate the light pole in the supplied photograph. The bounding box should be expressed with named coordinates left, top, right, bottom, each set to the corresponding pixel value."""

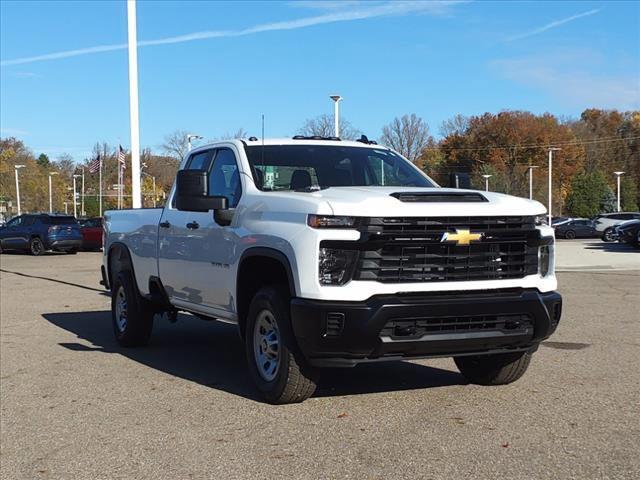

left=14, top=164, right=25, bottom=216
left=329, top=95, right=342, bottom=137
left=481, top=174, right=492, bottom=192
left=48, top=172, right=59, bottom=213
left=547, top=147, right=561, bottom=225
left=73, top=174, right=81, bottom=218
left=187, top=134, right=203, bottom=152
left=527, top=165, right=539, bottom=200
left=614, top=171, right=625, bottom=212
left=127, top=0, right=142, bottom=209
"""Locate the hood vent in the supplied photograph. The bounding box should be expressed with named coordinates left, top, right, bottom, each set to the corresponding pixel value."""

left=390, top=192, right=488, bottom=203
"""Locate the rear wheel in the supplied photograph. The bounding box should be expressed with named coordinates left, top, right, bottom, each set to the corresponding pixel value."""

left=245, top=286, right=318, bottom=404
left=564, top=230, right=576, bottom=239
left=455, top=351, right=532, bottom=385
left=111, top=271, right=154, bottom=347
left=29, top=237, right=45, bottom=256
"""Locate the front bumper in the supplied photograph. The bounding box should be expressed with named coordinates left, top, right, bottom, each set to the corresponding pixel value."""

left=290, top=289, right=562, bottom=367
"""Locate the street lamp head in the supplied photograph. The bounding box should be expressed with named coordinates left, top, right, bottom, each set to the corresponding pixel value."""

left=528, top=165, right=539, bottom=170
left=14, top=164, right=26, bottom=169
left=614, top=171, right=625, bottom=176
left=330, top=95, right=342, bottom=102
left=481, top=174, right=492, bottom=179
left=548, top=147, right=561, bottom=151
left=49, top=171, right=59, bottom=176
left=73, top=174, right=82, bottom=179
left=187, top=134, right=203, bottom=140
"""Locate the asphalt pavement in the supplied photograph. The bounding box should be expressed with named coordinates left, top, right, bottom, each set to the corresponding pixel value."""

left=1, top=248, right=639, bottom=479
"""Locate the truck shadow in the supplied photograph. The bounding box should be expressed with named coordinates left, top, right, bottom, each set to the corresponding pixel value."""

left=42, top=310, right=465, bottom=402
left=583, top=241, right=637, bottom=253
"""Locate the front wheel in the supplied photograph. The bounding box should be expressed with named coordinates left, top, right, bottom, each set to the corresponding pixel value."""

left=564, top=230, right=576, bottom=240
left=455, top=351, right=532, bottom=385
left=29, top=237, right=45, bottom=256
left=245, top=286, right=318, bottom=404
left=111, top=271, right=154, bottom=347
left=602, top=227, right=616, bottom=242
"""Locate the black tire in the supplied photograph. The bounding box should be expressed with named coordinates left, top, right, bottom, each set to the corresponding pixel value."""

left=245, top=285, right=318, bottom=404
left=564, top=230, right=576, bottom=240
left=29, top=237, right=45, bottom=256
left=602, top=227, right=615, bottom=242
left=66, top=249, right=78, bottom=254
left=111, top=271, right=154, bottom=347
left=454, top=351, right=532, bottom=385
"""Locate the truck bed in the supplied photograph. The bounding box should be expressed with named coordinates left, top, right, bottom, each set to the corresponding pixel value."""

left=103, top=208, right=164, bottom=296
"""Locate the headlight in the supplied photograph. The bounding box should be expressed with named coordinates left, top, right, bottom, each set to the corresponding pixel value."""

left=308, top=215, right=357, bottom=228
left=319, top=248, right=358, bottom=285
left=535, top=214, right=548, bottom=226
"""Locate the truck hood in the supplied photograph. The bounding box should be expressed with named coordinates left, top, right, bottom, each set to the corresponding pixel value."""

left=294, top=186, right=546, bottom=217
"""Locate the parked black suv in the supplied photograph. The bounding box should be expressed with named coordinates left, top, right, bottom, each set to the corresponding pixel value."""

left=0, top=214, right=83, bottom=255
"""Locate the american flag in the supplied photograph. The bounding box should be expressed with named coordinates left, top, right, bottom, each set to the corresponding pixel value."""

left=88, top=154, right=101, bottom=174
left=118, top=145, right=126, bottom=170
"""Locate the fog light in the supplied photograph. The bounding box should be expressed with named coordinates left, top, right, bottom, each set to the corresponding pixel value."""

left=539, top=245, right=552, bottom=277
left=319, top=248, right=357, bottom=285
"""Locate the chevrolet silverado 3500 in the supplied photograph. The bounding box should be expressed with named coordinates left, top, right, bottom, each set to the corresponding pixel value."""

left=102, top=137, right=562, bottom=404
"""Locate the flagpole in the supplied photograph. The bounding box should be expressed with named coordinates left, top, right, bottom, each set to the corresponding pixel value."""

left=81, top=167, right=85, bottom=217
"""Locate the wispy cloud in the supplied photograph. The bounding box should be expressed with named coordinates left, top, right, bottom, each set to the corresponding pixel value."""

left=1, top=1, right=463, bottom=67
left=492, top=51, right=640, bottom=109
left=11, top=71, right=41, bottom=78
left=0, top=127, right=29, bottom=136
left=507, top=8, right=600, bottom=41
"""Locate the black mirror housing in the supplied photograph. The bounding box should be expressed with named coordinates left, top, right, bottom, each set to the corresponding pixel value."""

left=175, top=169, right=228, bottom=212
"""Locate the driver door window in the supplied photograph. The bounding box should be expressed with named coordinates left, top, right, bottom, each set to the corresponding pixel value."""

left=209, top=148, right=241, bottom=207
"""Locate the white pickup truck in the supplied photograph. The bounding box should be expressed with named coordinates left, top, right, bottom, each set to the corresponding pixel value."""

left=102, top=137, right=562, bottom=404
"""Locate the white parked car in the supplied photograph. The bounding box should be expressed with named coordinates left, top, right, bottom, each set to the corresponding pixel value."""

left=102, top=137, right=562, bottom=403
left=594, top=212, right=640, bottom=241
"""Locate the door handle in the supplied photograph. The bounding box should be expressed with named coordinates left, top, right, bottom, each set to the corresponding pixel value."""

left=186, top=221, right=200, bottom=230
left=159, top=221, right=171, bottom=228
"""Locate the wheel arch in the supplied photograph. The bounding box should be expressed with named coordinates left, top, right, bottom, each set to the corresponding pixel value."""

left=107, top=242, right=137, bottom=292
left=236, top=247, right=296, bottom=338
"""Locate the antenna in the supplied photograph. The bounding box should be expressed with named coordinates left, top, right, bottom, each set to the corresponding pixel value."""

left=261, top=114, right=265, bottom=189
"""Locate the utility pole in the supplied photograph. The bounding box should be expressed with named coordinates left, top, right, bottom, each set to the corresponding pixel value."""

left=527, top=165, right=539, bottom=200
left=14, top=164, right=25, bottom=216
left=614, top=171, right=625, bottom=212
left=547, top=148, right=561, bottom=225
left=330, top=95, right=342, bottom=137
left=127, top=0, right=142, bottom=208
left=48, top=172, right=58, bottom=213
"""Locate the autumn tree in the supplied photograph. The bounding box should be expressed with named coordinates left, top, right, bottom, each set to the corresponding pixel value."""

left=438, top=111, right=584, bottom=213
left=380, top=114, right=432, bottom=163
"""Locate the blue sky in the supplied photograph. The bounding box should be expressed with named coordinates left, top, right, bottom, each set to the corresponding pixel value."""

left=1, top=0, right=638, bottom=161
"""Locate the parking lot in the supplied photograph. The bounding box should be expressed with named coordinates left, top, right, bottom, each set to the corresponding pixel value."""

left=1, top=245, right=639, bottom=479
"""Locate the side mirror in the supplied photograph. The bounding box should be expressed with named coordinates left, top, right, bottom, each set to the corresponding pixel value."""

left=175, top=170, right=228, bottom=212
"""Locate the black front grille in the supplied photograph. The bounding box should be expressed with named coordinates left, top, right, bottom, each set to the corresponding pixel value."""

left=380, top=314, right=532, bottom=339
left=351, top=216, right=539, bottom=283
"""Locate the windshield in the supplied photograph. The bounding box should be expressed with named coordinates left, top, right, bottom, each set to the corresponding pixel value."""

left=244, top=145, right=436, bottom=191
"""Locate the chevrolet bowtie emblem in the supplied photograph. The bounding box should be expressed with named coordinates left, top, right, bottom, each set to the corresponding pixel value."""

left=441, top=228, right=484, bottom=246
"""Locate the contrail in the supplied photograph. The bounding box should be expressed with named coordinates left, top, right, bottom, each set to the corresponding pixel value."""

left=507, top=8, right=600, bottom=41
left=1, top=1, right=462, bottom=67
